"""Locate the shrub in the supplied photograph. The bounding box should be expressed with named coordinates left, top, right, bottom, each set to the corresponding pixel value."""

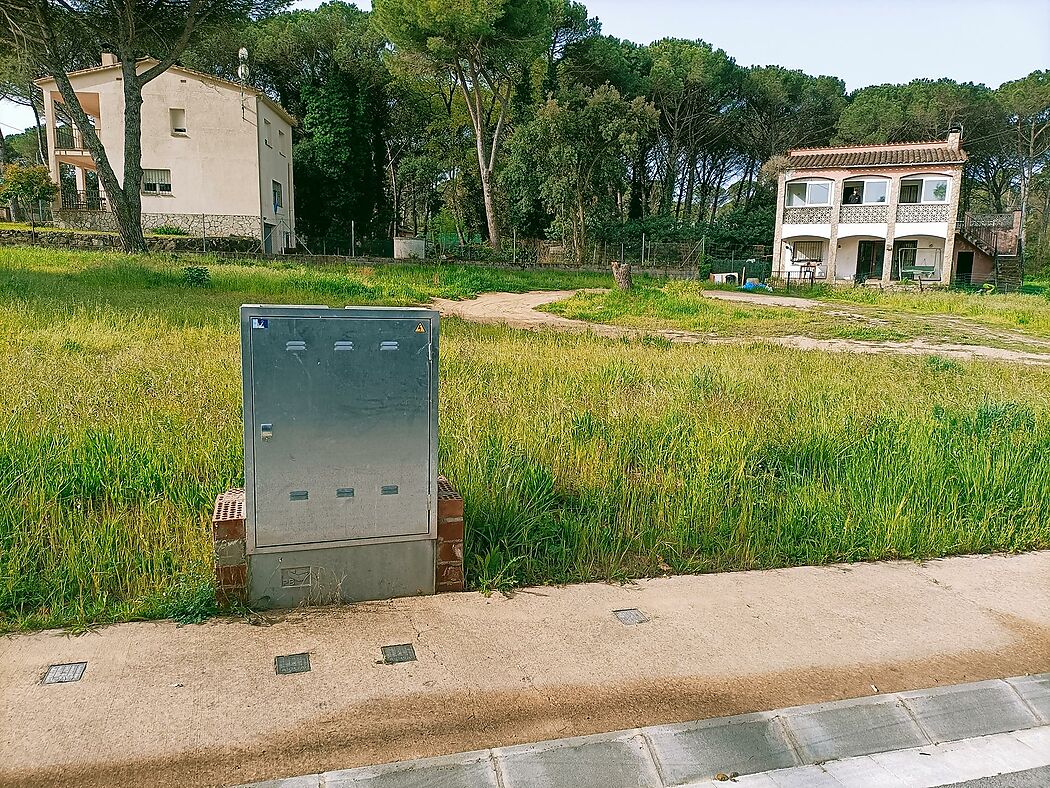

left=182, top=266, right=211, bottom=287
left=151, top=225, right=187, bottom=236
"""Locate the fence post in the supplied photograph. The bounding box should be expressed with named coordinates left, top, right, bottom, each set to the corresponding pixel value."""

left=641, top=233, right=645, bottom=266
left=202, top=214, right=207, bottom=253
left=351, top=220, right=356, bottom=257
left=513, top=228, right=517, bottom=266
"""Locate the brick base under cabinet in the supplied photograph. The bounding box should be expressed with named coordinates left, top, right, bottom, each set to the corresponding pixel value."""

left=436, top=476, right=466, bottom=593
left=210, top=477, right=466, bottom=606
left=211, top=488, right=248, bottom=606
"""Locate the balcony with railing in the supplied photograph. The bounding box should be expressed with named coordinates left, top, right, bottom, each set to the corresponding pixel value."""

left=60, top=190, right=107, bottom=211
left=896, top=203, right=950, bottom=223
left=55, top=125, right=88, bottom=151
left=783, top=205, right=833, bottom=224
left=839, top=204, right=888, bottom=223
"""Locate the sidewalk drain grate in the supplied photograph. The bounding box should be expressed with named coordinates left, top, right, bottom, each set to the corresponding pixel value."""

left=43, top=662, right=87, bottom=684
left=614, top=609, right=649, bottom=626
left=275, top=653, right=311, bottom=675
left=381, top=644, right=417, bottom=664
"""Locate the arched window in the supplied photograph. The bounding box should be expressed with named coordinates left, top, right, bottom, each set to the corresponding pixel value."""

left=785, top=179, right=832, bottom=207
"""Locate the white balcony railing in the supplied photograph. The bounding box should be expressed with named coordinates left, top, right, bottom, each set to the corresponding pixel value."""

left=896, top=204, right=950, bottom=223
left=839, top=204, right=888, bottom=223
left=783, top=205, right=833, bottom=224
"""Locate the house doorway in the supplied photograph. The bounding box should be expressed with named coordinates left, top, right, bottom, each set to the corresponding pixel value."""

left=856, top=240, right=885, bottom=282
left=263, top=222, right=276, bottom=254
left=956, top=251, right=975, bottom=286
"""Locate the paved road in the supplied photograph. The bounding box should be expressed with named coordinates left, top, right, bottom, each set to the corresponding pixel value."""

left=3, top=553, right=1050, bottom=787
left=947, top=766, right=1050, bottom=787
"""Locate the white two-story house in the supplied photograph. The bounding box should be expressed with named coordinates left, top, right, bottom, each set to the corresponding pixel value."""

left=36, top=53, right=296, bottom=252
left=772, top=132, right=1022, bottom=288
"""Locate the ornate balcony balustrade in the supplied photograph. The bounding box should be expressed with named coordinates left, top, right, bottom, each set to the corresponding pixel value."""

left=839, top=204, right=888, bottom=223
left=896, top=203, right=949, bottom=223
left=783, top=206, right=832, bottom=224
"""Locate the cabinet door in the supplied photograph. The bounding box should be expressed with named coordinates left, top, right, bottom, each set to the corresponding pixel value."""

left=249, top=316, right=433, bottom=548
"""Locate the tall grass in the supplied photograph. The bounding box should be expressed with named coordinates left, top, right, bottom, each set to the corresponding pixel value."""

left=2, top=246, right=1049, bottom=630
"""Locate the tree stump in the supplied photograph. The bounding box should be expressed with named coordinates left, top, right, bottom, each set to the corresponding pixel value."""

left=611, top=260, right=633, bottom=290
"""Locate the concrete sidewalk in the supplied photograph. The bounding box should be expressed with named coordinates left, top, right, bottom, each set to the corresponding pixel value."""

left=3, top=552, right=1050, bottom=787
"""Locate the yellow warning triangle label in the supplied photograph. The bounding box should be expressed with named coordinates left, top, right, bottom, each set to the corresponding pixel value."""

left=415, top=323, right=426, bottom=333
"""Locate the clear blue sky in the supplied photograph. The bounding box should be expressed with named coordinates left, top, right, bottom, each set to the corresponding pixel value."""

left=2, top=0, right=1048, bottom=135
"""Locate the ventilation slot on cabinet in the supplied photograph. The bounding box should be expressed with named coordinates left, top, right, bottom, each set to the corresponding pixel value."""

left=286, top=341, right=307, bottom=352
left=380, top=341, right=399, bottom=352
left=334, top=341, right=354, bottom=352
left=381, top=485, right=399, bottom=496
left=289, top=490, right=309, bottom=501
left=336, top=487, right=355, bottom=498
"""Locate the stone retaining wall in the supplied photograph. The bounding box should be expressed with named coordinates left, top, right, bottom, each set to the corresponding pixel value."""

left=0, top=227, right=260, bottom=254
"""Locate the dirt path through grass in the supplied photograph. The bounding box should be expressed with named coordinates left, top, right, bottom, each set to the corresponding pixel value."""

left=433, top=289, right=1050, bottom=365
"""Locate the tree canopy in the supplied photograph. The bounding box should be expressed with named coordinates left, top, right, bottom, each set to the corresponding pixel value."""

left=3, top=0, right=1048, bottom=266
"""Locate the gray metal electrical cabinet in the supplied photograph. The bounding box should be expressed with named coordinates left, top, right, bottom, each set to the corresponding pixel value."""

left=240, top=304, right=439, bottom=607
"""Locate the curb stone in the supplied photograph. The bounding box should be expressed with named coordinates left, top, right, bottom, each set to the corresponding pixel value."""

left=237, top=674, right=1050, bottom=787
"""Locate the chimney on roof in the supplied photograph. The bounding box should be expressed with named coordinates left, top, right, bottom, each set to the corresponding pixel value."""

left=101, top=48, right=117, bottom=67
left=947, top=127, right=962, bottom=151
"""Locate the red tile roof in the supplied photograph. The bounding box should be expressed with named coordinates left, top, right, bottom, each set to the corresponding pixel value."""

left=788, top=146, right=966, bottom=169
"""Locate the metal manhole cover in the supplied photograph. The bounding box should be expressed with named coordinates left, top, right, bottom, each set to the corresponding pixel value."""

left=43, top=662, right=87, bottom=684
left=275, top=653, right=311, bottom=675
left=381, top=644, right=417, bottom=664
left=613, top=609, right=649, bottom=626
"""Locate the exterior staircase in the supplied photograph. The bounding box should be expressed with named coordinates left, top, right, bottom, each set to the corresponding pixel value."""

left=956, top=211, right=1023, bottom=291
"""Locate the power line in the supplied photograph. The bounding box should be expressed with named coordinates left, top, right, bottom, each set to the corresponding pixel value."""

left=0, top=119, right=33, bottom=133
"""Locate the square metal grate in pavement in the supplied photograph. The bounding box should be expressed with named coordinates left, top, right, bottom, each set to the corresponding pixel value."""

left=613, top=608, right=650, bottom=626
left=275, top=653, right=311, bottom=675
left=381, top=644, right=417, bottom=664
left=43, top=662, right=87, bottom=684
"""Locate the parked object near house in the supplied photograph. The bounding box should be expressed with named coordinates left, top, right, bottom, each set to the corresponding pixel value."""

left=393, top=236, right=426, bottom=259
left=34, top=53, right=296, bottom=252
left=710, top=272, right=740, bottom=285
left=772, top=132, right=1022, bottom=290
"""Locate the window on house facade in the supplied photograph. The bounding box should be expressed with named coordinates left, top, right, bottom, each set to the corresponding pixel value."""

left=142, top=169, right=172, bottom=194
left=170, top=108, right=187, bottom=134
left=272, top=179, right=283, bottom=212
left=900, top=176, right=949, bottom=204
left=786, top=181, right=831, bottom=207
left=791, top=240, right=824, bottom=262
left=843, top=179, right=888, bottom=204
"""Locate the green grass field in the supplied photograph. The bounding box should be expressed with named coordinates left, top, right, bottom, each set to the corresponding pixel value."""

left=3, top=246, right=1050, bottom=632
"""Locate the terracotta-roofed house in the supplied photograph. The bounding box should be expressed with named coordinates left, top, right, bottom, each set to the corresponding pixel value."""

left=35, top=53, right=296, bottom=252
left=771, top=132, right=1022, bottom=288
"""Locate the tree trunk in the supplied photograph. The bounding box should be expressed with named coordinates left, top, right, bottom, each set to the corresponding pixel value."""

left=29, top=88, right=46, bottom=165
left=660, top=138, right=679, bottom=215
left=611, top=260, right=633, bottom=290
left=478, top=160, right=500, bottom=248
left=117, top=59, right=147, bottom=252
left=682, top=151, right=697, bottom=223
